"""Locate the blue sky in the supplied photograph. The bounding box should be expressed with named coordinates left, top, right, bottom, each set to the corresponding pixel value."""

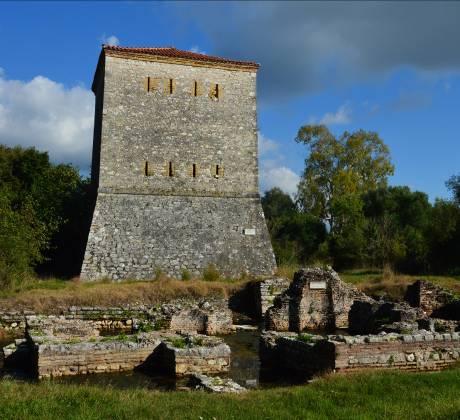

left=0, top=1, right=459, bottom=200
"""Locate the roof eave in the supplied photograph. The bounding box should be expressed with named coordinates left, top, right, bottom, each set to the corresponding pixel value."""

left=104, top=48, right=260, bottom=72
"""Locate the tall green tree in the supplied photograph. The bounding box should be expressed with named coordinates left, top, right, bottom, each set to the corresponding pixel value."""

left=295, top=125, right=394, bottom=233
left=446, top=174, right=460, bottom=206
left=295, top=125, right=393, bottom=268
left=0, top=145, right=92, bottom=284
left=261, top=188, right=326, bottom=265
left=362, top=186, right=431, bottom=272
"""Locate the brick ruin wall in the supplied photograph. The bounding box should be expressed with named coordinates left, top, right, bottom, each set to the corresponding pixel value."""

left=265, top=268, right=369, bottom=332
left=0, top=299, right=233, bottom=336
left=334, top=333, right=460, bottom=372
left=254, top=277, right=290, bottom=319
left=81, top=54, right=276, bottom=280
left=35, top=339, right=160, bottom=379
left=261, top=332, right=460, bottom=378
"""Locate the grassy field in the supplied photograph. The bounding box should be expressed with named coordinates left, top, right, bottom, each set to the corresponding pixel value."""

left=0, top=368, right=459, bottom=419
left=0, top=266, right=459, bottom=312
left=340, top=268, right=460, bottom=300
left=0, top=277, right=244, bottom=313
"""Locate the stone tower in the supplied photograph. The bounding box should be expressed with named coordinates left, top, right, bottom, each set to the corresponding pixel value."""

left=81, top=46, right=276, bottom=280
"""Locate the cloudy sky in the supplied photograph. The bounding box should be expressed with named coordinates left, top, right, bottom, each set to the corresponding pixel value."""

left=1, top=1, right=459, bottom=199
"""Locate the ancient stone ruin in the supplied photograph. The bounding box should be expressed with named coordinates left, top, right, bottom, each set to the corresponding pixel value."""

left=260, top=268, right=460, bottom=379
left=2, top=267, right=460, bottom=390
left=81, top=46, right=276, bottom=280
left=265, top=267, right=371, bottom=331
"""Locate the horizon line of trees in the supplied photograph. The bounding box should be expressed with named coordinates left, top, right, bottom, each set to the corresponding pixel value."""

left=0, top=126, right=459, bottom=289
left=262, top=125, right=460, bottom=274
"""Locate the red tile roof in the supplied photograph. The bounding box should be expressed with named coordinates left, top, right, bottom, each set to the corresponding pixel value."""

left=103, top=45, right=260, bottom=69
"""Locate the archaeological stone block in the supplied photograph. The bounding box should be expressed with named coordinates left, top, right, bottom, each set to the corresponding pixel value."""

left=265, top=267, right=370, bottom=332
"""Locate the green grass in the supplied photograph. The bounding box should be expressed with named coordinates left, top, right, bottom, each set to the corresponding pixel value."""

left=340, top=268, right=460, bottom=300
left=0, top=368, right=460, bottom=419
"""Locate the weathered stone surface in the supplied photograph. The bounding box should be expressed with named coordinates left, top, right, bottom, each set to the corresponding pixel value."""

left=33, top=332, right=166, bottom=379
left=405, top=280, right=460, bottom=320
left=265, top=267, right=370, bottom=331
left=81, top=48, right=276, bottom=280
left=190, top=373, right=247, bottom=393
left=27, top=316, right=100, bottom=340
left=254, top=277, right=290, bottom=319
left=261, top=330, right=460, bottom=377
left=158, top=335, right=231, bottom=376
left=349, top=300, right=426, bottom=335
left=0, top=298, right=233, bottom=336
left=259, top=331, right=334, bottom=378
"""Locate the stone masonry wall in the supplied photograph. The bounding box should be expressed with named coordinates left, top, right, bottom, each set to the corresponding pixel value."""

left=97, top=55, right=259, bottom=197
left=333, top=332, right=460, bottom=372
left=81, top=194, right=275, bottom=279
left=254, top=277, right=290, bottom=319
left=405, top=280, right=458, bottom=318
left=82, top=49, right=276, bottom=280
left=265, top=268, right=369, bottom=331
left=261, top=331, right=460, bottom=378
left=0, top=298, right=233, bottom=336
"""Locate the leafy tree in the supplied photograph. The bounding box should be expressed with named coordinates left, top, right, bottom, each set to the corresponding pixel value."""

left=446, top=174, right=460, bottom=205
left=295, top=125, right=394, bottom=233
left=0, top=145, right=92, bottom=284
left=261, top=188, right=326, bottom=265
left=363, top=186, right=432, bottom=272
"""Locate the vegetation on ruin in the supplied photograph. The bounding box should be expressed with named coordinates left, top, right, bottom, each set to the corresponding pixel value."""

left=0, top=367, right=459, bottom=419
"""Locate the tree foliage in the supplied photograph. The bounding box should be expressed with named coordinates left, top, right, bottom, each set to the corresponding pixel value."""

left=0, top=145, right=93, bottom=286
left=261, top=188, right=326, bottom=265
left=295, top=125, right=394, bottom=233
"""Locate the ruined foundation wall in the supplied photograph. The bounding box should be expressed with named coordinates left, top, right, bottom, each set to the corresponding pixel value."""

left=35, top=339, right=161, bottom=379
left=334, top=333, right=460, bottom=372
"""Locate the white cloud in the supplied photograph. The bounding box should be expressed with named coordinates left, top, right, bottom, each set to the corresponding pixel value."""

left=258, top=132, right=278, bottom=155
left=0, top=73, right=94, bottom=170
left=318, top=103, right=352, bottom=125
left=258, top=132, right=299, bottom=196
left=260, top=165, right=300, bottom=197
left=100, top=34, right=120, bottom=46
left=189, top=45, right=206, bottom=55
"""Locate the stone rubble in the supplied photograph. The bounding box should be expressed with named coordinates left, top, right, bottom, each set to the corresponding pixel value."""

left=190, top=373, right=247, bottom=393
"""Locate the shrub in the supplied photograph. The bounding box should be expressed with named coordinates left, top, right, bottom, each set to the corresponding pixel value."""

left=202, top=264, right=220, bottom=282
left=181, top=269, right=191, bottom=281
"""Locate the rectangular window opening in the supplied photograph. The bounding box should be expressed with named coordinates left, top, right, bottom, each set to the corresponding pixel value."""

left=145, top=77, right=150, bottom=92
left=216, top=164, right=220, bottom=177
left=215, top=83, right=219, bottom=99
left=192, top=163, right=197, bottom=178
left=169, top=79, right=174, bottom=94
left=144, top=161, right=149, bottom=176
left=194, top=81, right=198, bottom=97
left=169, top=161, right=174, bottom=177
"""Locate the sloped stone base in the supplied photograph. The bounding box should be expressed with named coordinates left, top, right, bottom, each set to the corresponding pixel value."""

left=81, top=193, right=276, bottom=280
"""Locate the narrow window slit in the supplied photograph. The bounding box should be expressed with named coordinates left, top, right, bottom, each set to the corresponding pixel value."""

left=169, top=161, right=174, bottom=177
left=192, top=163, right=197, bottom=177
left=169, top=79, right=174, bottom=94
left=215, top=83, right=219, bottom=99
left=144, top=161, right=149, bottom=176
left=194, top=81, right=198, bottom=97
left=216, top=164, right=220, bottom=177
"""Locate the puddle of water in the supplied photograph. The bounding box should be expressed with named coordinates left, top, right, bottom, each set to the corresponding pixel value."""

left=55, top=370, right=189, bottom=391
